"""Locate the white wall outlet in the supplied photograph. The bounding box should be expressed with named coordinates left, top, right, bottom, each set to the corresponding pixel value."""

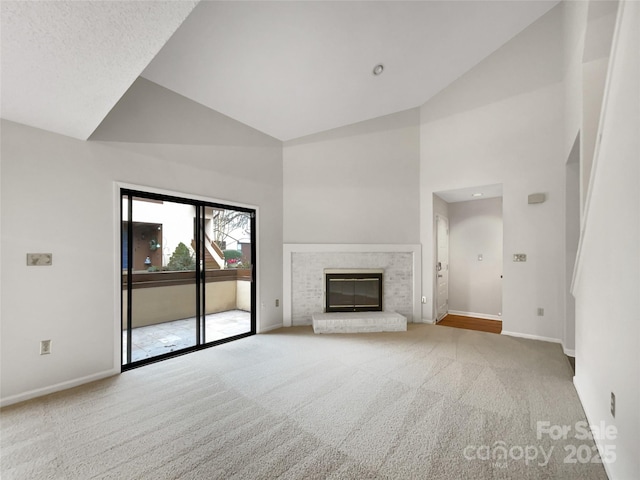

left=27, top=253, right=52, bottom=266
left=40, top=340, right=52, bottom=355
left=513, top=253, right=527, bottom=262
left=537, top=308, right=544, bottom=316
left=421, top=296, right=427, bottom=304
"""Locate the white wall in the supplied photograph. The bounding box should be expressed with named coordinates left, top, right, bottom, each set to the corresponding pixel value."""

left=0, top=78, right=283, bottom=405
left=283, top=109, right=420, bottom=245
left=564, top=136, right=580, bottom=355
left=581, top=2, right=619, bottom=215
left=572, top=2, right=640, bottom=478
left=448, top=197, right=503, bottom=319
left=432, top=194, right=449, bottom=220
left=562, top=0, right=588, bottom=161
left=582, top=57, right=611, bottom=212
left=420, top=5, right=567, bottom=348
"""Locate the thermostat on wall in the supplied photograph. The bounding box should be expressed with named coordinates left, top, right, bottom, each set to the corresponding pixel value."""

left=528, top=193, right=546, bottom=204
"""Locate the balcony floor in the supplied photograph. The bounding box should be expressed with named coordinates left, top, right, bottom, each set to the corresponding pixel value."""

left=123, top=309, right=251, bottom=364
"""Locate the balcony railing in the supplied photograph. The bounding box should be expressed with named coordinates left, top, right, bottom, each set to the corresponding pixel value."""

left=123, top=268, right=251, bottom=328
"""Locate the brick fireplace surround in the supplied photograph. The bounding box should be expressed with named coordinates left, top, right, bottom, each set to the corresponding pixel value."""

left=283, top=244, right=422, bottom=327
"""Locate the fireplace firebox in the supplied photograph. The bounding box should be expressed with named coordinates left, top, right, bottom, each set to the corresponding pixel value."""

left=325, top=271, right=383, bottom=313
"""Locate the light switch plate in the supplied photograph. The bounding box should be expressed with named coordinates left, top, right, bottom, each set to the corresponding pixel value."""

left=27, top=253, right=52, bottom=266
left=513, top=254, right=527, bottom=262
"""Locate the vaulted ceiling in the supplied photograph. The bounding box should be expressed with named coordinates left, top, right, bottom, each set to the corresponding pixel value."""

left=0, top=1, right=198, bottom=140
left=1, top=1, right=559, bottom=142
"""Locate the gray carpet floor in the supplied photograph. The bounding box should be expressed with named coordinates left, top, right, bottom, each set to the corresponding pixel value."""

left=1, top=324, right=607, bottom=479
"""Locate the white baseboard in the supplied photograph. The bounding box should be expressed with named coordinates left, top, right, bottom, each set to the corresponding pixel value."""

left=0, top=368, right=119, bottom=408
left=573, top=376, right=615, bottom=480
left=447, top=310, right=502, bottom=321
left=501, top=331, right=574, bottom=359
left=259, top=322, right=283, bottom=333
left=501, top=330, right=562, bottom=345
left=501, top=330, right=574, bottom=356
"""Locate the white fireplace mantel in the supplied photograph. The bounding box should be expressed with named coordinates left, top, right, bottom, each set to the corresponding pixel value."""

left=283, top=244, right=422, bottom=327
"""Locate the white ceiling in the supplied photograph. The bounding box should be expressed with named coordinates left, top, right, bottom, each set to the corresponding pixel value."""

left=1, top=1, right=559, bottom=142
left=142, top=1, right=559, bottom=141
left=0, top=0, right=198, bottom=140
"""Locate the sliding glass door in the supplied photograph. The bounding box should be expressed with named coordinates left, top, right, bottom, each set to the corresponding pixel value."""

left=202, top=206, right=254, bottom=343
left=121, top=189, right=255, bottom=369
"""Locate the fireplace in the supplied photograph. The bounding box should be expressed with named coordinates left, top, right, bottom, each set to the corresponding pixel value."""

left=325, top=269, right=383, bottom=313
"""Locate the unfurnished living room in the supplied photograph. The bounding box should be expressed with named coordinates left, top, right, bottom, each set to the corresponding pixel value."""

left=1, top=1, right=638, bottom=479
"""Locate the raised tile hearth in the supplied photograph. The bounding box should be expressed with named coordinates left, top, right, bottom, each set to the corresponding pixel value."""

left=312, top=311, right=407, bottom=334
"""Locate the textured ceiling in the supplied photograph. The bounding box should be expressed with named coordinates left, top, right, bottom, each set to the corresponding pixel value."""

left=1, top=1, right=560, bottom=142
left=1, top=0, right=198, bottom=140
left=143, top=1, right=559, bottom=141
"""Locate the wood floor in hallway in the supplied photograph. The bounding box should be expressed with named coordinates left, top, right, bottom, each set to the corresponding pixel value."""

left=437, top=314, right=502, bottom=334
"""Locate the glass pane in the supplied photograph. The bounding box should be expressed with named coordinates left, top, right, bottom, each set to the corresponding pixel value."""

left=354, top=280, right=380, bottom=307
left=203, top=207, right=252, bottom=343
left=123, top=195, right=198, bottom=364
left=328, top=280, right=355, bottom=307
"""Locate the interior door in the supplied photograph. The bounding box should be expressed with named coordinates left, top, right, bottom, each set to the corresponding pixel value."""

left=436, top=215, right=449, bottom=321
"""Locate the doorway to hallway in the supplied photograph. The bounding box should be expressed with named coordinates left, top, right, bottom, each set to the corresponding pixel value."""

left=434, top=185, right=503, bottom=326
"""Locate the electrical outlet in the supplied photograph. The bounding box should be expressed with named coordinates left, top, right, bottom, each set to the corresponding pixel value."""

left=513, top=253, right=527, bottom=262
left=537, top=308, right=544, bottom=316
left=611, top=392, right=615, bottom=418
left=421, top=296, right=427, bottom=304
left=40, top=340, right=52, bottom=355
left=275, top=299, right=279, bottom=307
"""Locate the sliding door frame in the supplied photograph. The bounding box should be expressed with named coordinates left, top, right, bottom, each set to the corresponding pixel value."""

left=118, top=184, right=257, bottom=371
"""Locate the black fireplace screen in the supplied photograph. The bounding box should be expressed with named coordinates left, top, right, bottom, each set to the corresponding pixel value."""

left=325, top=273, right=383, bottom=312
